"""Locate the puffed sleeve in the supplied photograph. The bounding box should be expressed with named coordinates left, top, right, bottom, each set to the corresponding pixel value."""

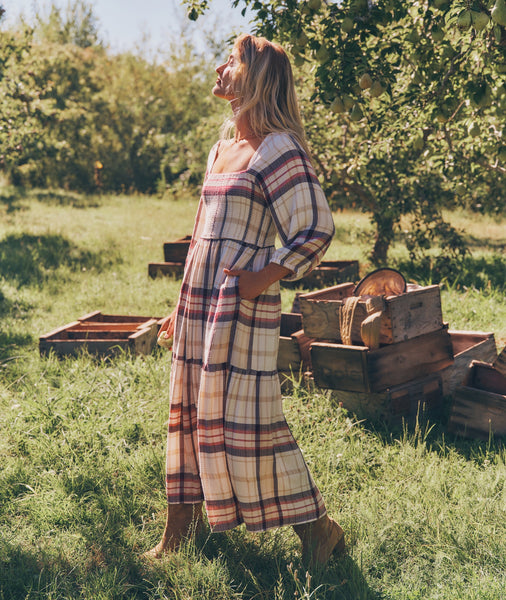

left=258, top=134, right=335, bottom=282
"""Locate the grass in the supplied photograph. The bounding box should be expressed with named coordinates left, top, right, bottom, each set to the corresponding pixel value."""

left=0, top=188, right=505, bottom=599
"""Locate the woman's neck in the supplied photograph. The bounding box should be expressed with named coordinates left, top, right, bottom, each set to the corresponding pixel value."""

left=233, top=118, right=260, bottom=143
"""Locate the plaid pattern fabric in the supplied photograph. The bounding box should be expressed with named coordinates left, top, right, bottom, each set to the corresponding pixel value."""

left=166, top=133, right=335, bottom=532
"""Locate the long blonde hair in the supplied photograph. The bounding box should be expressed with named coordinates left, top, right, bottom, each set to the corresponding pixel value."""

left=222, top=33, right=311, bottom=158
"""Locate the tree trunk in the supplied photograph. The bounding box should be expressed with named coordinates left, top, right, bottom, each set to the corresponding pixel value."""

left=371, top=214, right=395, bottom=265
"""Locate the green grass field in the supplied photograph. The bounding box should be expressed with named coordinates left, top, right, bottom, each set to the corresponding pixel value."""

left=1, top=189, right=505, bottom=599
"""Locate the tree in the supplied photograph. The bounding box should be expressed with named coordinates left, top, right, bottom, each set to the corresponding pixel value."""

left=0, top=1, right=225, bottom=192
left=186, top=0, right=505, bottom=266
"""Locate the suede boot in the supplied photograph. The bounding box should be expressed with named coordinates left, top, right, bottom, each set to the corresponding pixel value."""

left=293, top=514, right=345, bottom=567
left=143, top=502, right=203, bottom=559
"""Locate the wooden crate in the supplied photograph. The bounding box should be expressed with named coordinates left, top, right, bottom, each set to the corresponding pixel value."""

left=148, top=262, right=185, bottom=279
left=278, top=313, right=303, bottom=373
left=277, top=313, right=314, bottom=372
left=278, top=313, right=314, bottom=390
left=281, top=260, right=359, bottom=289
left=299, top=282, right=443, bottom=345
left=333, top=372, right=443, bottom=426
left=448, top=361, right=506, bottom=439
left=39, top=311, right=161, bottom=357
left=439, top=331, right=497, bottom=396
left=163, top=235, right=192, bottom=263
left=310, top=325, right=454, bottom=393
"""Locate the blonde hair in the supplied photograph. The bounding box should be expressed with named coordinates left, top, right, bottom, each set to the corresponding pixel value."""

left=222, top=33, right=311, bottom=158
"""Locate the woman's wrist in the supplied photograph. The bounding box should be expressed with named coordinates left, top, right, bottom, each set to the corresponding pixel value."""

left=261, top=262, right=293, bottom=287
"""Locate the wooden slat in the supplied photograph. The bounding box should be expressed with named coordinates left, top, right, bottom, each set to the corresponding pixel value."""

left=448, top=386, right=506, bottom=439
left=163, top=239, right=191, bottom=263
left=469, top=361, right=506, bottom=395
left=311, top=326, right=453, bottom=393
left=311, top=342, right=370, bottom=392
left=277, top=338, right=301, bottom=372
left=333, top=372, right=443, bottom=425
left=387, top=285, right=442, bottom=342
left=280, top=312, right=302, bottom=337
left=368, top=327, right=453, bottom=391
left=439, top=331, right=496, bottom=396
left=148, top=262, right=185, bottom=279
left=39, top=320, right=81, bottom=342
left=299, top=283, right=355, bottom=340
left=493, top=347, right=506, bottom=377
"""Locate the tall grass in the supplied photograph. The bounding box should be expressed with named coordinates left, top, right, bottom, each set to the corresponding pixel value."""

left=0, top=189, right=505, bottom=599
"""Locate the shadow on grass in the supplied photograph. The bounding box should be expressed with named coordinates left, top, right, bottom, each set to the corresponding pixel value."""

left=28, top=189, right=102, bottom=209
left=187, top=527, right=379, bottom=600
left=0, top=187, right=102, bottom=212
left=0, top=189, right=26, bottom=214
left=0, top=541, right=77, bottom=600
left=337, top=395, right=505, bottom=465
left=0, top=331, right=33, bottom=361
left=0, top=232, right=121, bottom=286
left=396, top=254, right=506, bottom=293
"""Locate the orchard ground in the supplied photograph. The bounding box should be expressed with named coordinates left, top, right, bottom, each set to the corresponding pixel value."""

left=0, top=189, right=505, bottom=600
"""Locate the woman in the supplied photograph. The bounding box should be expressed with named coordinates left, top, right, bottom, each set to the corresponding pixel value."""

left=146, top=33, right=344, bottom=567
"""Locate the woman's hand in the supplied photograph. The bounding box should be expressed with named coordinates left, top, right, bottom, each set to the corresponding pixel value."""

left=159, top=309, right=176, bottom=336
left=158, top=309, right=176, bottom=348
left=224, top=263, right=293, bottom=300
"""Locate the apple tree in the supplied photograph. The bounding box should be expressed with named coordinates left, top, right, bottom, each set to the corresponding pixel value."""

left=186, top=0, right=505, bottom=268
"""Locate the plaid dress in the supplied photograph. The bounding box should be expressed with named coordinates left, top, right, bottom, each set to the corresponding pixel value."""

left=166, top=132, right=335, bottom=532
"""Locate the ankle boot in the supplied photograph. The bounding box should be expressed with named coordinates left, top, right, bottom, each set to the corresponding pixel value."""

left=293, top=514, right=345, bottom=567
left=143, top=502, right=203, bottom=559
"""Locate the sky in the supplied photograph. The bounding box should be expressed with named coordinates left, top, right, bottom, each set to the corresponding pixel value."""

left=0, top=0, right=253, bottom=56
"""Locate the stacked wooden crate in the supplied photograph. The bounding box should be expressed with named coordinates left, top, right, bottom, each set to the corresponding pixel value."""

left=148, top=235, right=191, bottom=278
left=278, top=279, right=498, bottom=426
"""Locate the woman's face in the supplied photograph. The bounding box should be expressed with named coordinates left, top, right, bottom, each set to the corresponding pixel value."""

left=213, top=49, right=241, bottom=101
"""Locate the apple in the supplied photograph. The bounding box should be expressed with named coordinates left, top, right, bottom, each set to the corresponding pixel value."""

left=330, top=97, right=345, bottom=113
left=294, top=55, right=305, bottom=68
left=431, top=26, right=445, bottom=42
left=491, top=0, right=506, bottom=27
left=350, top=103, right=364, bottom=121
left=457, top=10, right=472, bottom=29
left=297, top=32, right=309, bottom=47
left=359, top=73, right=373, bottom=90
left=468, top=122, right=481, bottom=137
left=342, top=94, right=355, bottom=110
left=308, top=0, right=322, bottom=11
left=342, top=17, right=354, bottom=34
left=472, top=11, right=490, bottom=31
left=369, top=80, right=384, bottom=97
left=315, top=45, right=330, bottom=64
left=413, top=135, right=424, bottom=151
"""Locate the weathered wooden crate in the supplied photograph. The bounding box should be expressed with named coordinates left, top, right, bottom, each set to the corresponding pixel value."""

left=278, top=313, right=303, bottom=373
left=310, top=325, right=454, bottom=393
left=282, top=260, right=359, bottom=289
left=439, top=331, right=497, bottom=396
left=148, top=262, right=185, bottom=279
left=333, top=372, right=443, bottom=426
left=448, top=360, right=506, bottom=439
left=299, top=282, right=443, bottom=345
left=163, top=235, right=192, bottom=263
left=39, top=311, right=160, bottom=357
left=277, top=313, right=314, bottom=390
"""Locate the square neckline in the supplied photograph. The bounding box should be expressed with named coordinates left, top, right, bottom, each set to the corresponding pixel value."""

left=207, top=134, right=272, bottom=177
